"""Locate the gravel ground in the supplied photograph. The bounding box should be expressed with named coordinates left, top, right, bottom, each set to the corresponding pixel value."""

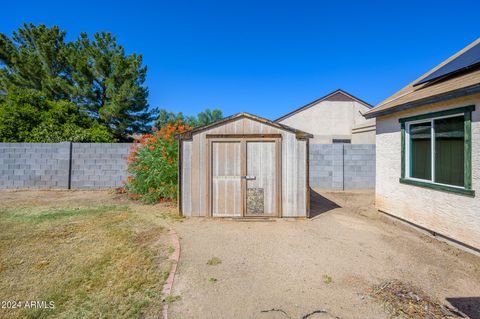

left=169, top=190, right=480, bottom=319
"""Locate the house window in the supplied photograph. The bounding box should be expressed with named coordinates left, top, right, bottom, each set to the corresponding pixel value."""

left=434, top=116, right=464, bottom=186
left=399, top=105, right=474, bottom=196
left=332, top=139, right=351, bottom=143
left=409, top=121, right=432, bottom=180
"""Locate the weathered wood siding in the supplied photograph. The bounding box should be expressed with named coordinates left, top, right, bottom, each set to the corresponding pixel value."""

left=246, top=141, right=277, bottom=215
left=295, top=139, right=307, bottom=217
left=181, top=141, right=192, bottom=215
left=212, top=141, right=242, bottom=217
left=181, top=117, right=308, bottom=217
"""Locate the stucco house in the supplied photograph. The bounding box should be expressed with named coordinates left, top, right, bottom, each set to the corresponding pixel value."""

left=364, top=38, right=480, bottom=252
left=275, top=89, right=375, bottom=144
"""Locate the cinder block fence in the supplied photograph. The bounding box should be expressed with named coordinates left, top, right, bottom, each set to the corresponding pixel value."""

left=0, top=142, right=131, bottom=189
left=309, top=144, right=375, bottom=189
left=0, top=142, right=374, bottom=190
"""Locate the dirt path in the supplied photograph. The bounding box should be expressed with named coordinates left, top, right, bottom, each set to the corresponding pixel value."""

left=169, top=190, right=480, bottom=319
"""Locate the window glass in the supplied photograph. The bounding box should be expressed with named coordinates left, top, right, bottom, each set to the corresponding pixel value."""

left=410, top=122, right=431, bottom=180
left=434, top=116, right=464, bottom=186
left=332, top=139, right=351, bottom=144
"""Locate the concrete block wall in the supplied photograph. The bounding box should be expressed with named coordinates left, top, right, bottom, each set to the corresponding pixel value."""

left=343, top=144, right=376, bottom=189
left=0, top=142, right=70, bottom=188
left=0, top=142, right=132, bottom=189
left=309, top=144, right=334, bottom=188
left=71, top=143, right=131, bottom=189
left=309, top=144, right=375, bottom=189
left=1, top=142, right=374, bottom=190
left=332, top=144, right=344, bottom=189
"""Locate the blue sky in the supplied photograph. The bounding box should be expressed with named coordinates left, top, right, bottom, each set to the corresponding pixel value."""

left=1, top=0, right=479, bottom=119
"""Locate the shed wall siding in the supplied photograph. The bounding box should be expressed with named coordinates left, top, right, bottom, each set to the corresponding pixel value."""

left=181, top=117, right=307, bottom=217
left=375, top=94, right=480, bottom=249
left=295, top=139, right=307, bottom=216
left=181, top=141, right=192, bottom=215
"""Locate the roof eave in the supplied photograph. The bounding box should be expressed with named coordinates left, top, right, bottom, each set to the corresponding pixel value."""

left=275, top=89, right=373, bottom=122
left=364, top=84, right=480, bottom=119
left=295, top=132, right=314, bottom=139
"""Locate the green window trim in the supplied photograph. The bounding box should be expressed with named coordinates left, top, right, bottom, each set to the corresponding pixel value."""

left=399, top=105, right=475, bottom=123
left=465, top=111, right=472, bottom=190
left=401, top=122, right=405, bottom=179
left=399, top=178, right=475, bottom=196
left=399, top=105, right=475, bottom=196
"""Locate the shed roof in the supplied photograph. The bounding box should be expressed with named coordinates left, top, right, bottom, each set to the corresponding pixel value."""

left=364, top=38, right=480, bottom=119
left=176, top=112, right=313, bottom=140
left=274, top=89, right=373, bottom=122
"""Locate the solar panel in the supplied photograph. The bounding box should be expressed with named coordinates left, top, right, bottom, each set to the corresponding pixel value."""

left=414, top=42, right=480, bottom=86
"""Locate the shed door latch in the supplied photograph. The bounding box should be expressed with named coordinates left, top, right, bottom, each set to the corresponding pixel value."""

left=242, top=175, right=256, bottom=180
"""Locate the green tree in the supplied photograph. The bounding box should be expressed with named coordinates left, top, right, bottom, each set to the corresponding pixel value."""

left=0, top=88, right=46, bottom=142
left=196, top=108, right=223, bottom=126
left=0, top=23, right=72, bottom=100
left=0, top=87, right=114, bottom=142
left=155, top=108, right=223, bottom=129
left=70, top=32, right=154, bottom=139
left=28, top=100, right=114, bottom=142
left=0, top=23, right=156, bottom=141
left=155, top=108, right=185, bottom=128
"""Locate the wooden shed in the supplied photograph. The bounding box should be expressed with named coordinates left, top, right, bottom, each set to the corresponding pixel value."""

left=176, top=112, right=313, bottom=218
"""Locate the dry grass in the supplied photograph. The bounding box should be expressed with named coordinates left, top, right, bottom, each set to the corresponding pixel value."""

left=322, top=274, right=332, bottom=284
left=163, top=295, right=181, bottom=304
left=369, top=280, right=466, bottom=319
left=0, top=197, right=174, bottom=319
left=206, top=257, right=222, bottom=266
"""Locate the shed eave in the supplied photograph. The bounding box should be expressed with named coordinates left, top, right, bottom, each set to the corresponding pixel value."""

left=175, top=112, right=312, bottom=140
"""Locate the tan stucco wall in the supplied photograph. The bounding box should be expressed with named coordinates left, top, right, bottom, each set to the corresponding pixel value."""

left=351, top=129, right=376, bottom=144
left=375, top=94, right=480, bottom=250
left=352, top=121, right=376, bottom=144
left=279, top=100, right=375, bottom=144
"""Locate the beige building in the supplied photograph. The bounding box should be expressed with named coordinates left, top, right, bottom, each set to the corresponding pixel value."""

left=275, top=89, right=375, bottom=144
left=365, top=38, right=480, bottom=252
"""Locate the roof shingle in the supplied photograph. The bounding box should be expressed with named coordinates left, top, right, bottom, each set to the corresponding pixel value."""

left=365, top=38, right=480, bottom=118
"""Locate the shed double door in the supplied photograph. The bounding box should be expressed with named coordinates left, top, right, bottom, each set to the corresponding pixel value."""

left=210, top=138, right=280, bottom=217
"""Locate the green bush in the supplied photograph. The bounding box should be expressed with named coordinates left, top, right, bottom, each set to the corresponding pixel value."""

left=0, top=88, right=115, bottom=142
left=28, top=100, right=115, bottom=142
left=125, top=122, right=191, bottom=203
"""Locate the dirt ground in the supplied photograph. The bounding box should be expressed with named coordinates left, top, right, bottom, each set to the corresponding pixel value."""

left=1, top=189, right=479, bottom=319
left=169, top=189, right=480, bottom=319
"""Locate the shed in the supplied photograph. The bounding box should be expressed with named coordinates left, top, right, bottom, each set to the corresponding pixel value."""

left=176, top=112, right=313, bottom=218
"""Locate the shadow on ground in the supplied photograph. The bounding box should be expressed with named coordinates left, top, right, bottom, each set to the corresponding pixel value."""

left=309, top=188, right=341, bottom=218
left=447, top=297, right=480, bottom=319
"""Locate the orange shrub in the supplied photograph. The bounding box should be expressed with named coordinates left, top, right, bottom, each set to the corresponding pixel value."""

left=125, top=122, right=191, bottom=203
